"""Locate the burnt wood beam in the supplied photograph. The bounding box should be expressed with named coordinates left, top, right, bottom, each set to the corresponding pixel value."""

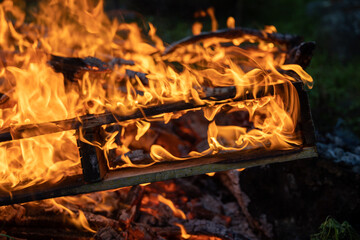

left=0, top=80, right=317, bottom=205
left=0, top=81, right=303, bottom=143
left=285, top=42, right=316, bottom=69
left=0, top=146, right=317, bottom=206
left=295, top=82, right=316, bottom=146
left=163, top=27, right=303, bottom=56
left=48, top=54, right=146, bottom=82
left=76, top=126, right=108, bottom=182
left=49, top=55, right=111, bottom=82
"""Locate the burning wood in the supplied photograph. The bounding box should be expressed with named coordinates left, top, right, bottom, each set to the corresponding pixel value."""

left=0, top=0, right=317, bottom=239
left=0, top=82, right=291, bottom=142
left=163, top=26, right=303, bottom=56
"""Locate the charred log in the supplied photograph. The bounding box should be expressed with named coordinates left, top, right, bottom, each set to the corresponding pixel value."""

left=49, top=55, right=111, bottom=82
left=285, top=42, right=316, bottom=69
left=219, top=170, right=272, bottom=239
left=48, top=55, right=147, bottom=84
left=0, top=81, right=296, bottom=143
left=125, top=69, right=149, bottom=85
left=0, top=92, right=10, bottom=105
left=163, top=27, right=303, bottom=56
left=108, top=57, right=135, bottom=67
left=118, top=185, right=144, bottom=228
left=4, top=227, right=93, bottom=239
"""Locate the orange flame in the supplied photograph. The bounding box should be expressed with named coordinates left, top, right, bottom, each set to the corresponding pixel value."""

left=0, top=0, right=314, bottom=189
left=207, top=7, right=218, bottom=32
left=175, top=223, right=192, bottom=239
left=0, top=0, right=314, bottom=233
left=192, top=22, right=203, bottom=35
left=227, top=16, right=235, bottom=29
left=157, top=194, right=187, bottom=220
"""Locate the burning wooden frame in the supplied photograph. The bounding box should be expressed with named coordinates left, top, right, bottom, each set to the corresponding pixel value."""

left=0, top=25, right=317, bottom=206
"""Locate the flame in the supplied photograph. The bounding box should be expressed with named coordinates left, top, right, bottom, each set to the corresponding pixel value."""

left=192, top=22, right=203, bottom=35
left=175, top=223, right=192, bottom=239
left=30, top=198, right=96, bottom=233
left=157, top=194, right=187, bottom=220
left=0, top=0, right=314, bottom=233
left=227, top=16, right=235, bottom=29
left=140, top=182, right=150, bottom=187
left=206, top=172, right=216, bottom=177
left=207, top=7, right=218, bottom=32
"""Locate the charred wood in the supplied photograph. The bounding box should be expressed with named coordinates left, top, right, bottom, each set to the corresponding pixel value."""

left=110, top=150, right=152, bottom=167
left=0, top=81, right=296, bottom=143
left=0, top=93, right=10, bottom=105
left=163, top=27, right=303, bottom=55
left=4, top=227, right=93, bottom=239
left=0, top=209, right=119, bottom=230
left=125, top=222, right=159, bottom=240
left=285, top=42, right=316, bottom=69
left=108, top=58, right=135, bottom=67
left=49, top=55, right=111, bottom=82
left=125, top=69, right=149, bottom=85
left=173, top=178, right=203, bottom=198
left=118, top=185, right=144, bottom=228
left=48, top=55, right=147, bottom=85
left=219, top=170, right=272, bottom=239
left=183, top=219, right=232, bottom=239
left=148, top=226, right=182, bottom=239
left=83, top=211, right=120, bottom=228
left=95, top=226, right=122, bottom=240
left=0, top=147, right=317, bottom=207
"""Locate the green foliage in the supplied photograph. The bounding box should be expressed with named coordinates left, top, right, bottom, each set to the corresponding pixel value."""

left=311, top=217, right=360, bottom=240
left=307, top=55, right=360, bottom=134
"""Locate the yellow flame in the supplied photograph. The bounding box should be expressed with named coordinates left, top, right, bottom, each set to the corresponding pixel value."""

left=192, top=22, right=203, bottom=35
left=175, top=223, right=191, bottom=239
left=0, top=0, right=314, bottom=232
left=157, top=194, right=186, bottom=220
left=44, top=198, right=96, bottom=233
left=227, top=16, right=235, bottom=29
left=140, top=182, right=150, bottom=186
left=207, top=7, right=218, bottom=32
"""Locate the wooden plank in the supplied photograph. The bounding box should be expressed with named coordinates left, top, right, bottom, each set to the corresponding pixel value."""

left=163, top=27, right=303, bottom=55
left=77, top=127, right=108, bottom=182
left=295, top=82, right=316, bottom=146
left=0, top=80, right=317, bottom=205
left=0, top=81, right=300, bottom=143
left=0, top=146, right=317, bottom=206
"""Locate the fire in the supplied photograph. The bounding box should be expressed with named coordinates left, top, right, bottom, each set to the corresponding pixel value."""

left=48, top=198, right=96, bottom=233
left=157, top=194, right=187, bottom=220
left=175, top=223, right=192, bottom=239
left=227, top=17, right=236, bottom=29
left=0, top=0, right=314, bottom=235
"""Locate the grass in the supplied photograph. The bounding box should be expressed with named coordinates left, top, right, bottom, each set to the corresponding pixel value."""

left=307, top=55, right=360, bottom=134
left=311, top=217, right=360, bottom=240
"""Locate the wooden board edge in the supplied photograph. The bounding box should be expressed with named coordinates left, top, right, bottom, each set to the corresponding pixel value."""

left=0, top=146, right=317, bottom=206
